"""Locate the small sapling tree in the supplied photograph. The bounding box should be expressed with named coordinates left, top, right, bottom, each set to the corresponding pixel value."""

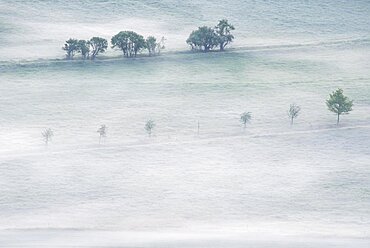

left=97, top=125, right=107, bottom=144
left=240, top=112, right=252, bottom=128
left=326, top=88, right=353, bottom=125
left=42, top=128, right=53, bottom=145
left=145, top=120, right=155, bottom=137
left=288, top=104, right=301, bottom=125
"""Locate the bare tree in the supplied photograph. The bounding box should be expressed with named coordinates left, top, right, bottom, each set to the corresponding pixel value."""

left=156, top=36, right=166, bottom=54
left=42, top=128, right=53, bottom=145
left=288, top=104, right=301, bottom=125
left=240, top=112, right=252, bottom=128
left=145, top=120, right=155, bottom=137
left=97, top=125, right=107, bottom=144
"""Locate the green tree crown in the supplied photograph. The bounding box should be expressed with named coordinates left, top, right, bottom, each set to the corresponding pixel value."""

left=89, top=37, right=108, bottom=59
left=326, top=88, right=353, bottom=124
left=215, top=19, right=235, bottom=51
left=77, top=40, right=90, bottom=59
left=186, top=26, right=220, bottom=52
left=62, top=38, right=79, bottom=59
left=146, top=36, right=157, bottom=55
left=111, top=31, right=146, bottom=57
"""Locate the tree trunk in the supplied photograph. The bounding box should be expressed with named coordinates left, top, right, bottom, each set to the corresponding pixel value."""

left=220, top=43, right=225, bottom=51
left=291, top=117, right=294, bottom=125
left=337, top=113, right=340, bottom=125
left=91, top=50, right=98, bottom=60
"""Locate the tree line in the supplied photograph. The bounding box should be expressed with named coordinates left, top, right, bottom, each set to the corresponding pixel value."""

left=42, top=89, right=353, bottom=145
left=63, top=32, right=165, bottom=60
left=62, top=19, right=236, bottom=60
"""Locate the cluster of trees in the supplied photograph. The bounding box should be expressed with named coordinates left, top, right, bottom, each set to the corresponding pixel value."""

left=63, top=37, right=108, bottom=60
left=111, top=32, right=165, bottom=58
left=61, top=19, right=234, bottom=59
left=61, top=19, right=236, bottom=60
left=62, top=32, right=165, bottom=60
left=186, top=19, right=235, bottom=52
left=42, top=89, right=353, bottom=145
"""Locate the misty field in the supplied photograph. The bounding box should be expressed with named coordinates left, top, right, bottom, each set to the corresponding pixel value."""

left=1, top=0, right=370, bottom=247
left=1, top=43, right=370, bottom=247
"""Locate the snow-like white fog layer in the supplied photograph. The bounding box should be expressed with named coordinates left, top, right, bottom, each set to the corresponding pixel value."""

left=0, top=0, right=370, bottom=247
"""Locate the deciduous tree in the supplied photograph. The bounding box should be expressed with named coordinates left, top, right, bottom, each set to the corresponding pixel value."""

left=288, top=104, right=301, bottom=125
left=62, top=38, right=79, bottom=59
left=42, top=128, right=53, bottom=145
left=146, top=36, right=157, bottom=56
left=89, top=37, right=108, bottom=60
left=111, top=31, right=146, bottom=57
left=215, top=19, right=235, bottom=51
left=145, top=120, right=155, bottom=137
left=77, top=40, right=90, bottom=59
left=326, top=88, right=353, bottom=125
left=186, top=26, right=220, bottom=52
left=97, top=125, right=107, bottom=144
left=240, top=112, right=252, bottom=128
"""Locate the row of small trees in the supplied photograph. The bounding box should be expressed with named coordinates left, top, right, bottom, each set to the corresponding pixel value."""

left=242, top=88, right=353, bottom=127
left=96, top=120, right=156, bottom=144
left=42, top=89, right=353, bottom=145
left=62, top=33, right=165, bottom=60
left=96, top=120, right=156, bottom=143
left=42, top=120, right=156, bottom=145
